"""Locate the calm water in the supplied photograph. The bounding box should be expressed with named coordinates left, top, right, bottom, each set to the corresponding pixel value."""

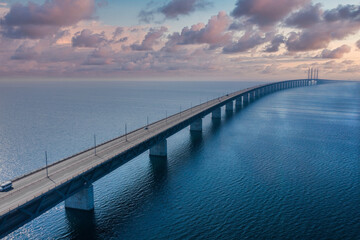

left=0, top=80, right=359, bottom=239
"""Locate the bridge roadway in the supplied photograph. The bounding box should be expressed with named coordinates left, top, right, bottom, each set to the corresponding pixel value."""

left=0, top=79, right=318, bottom=238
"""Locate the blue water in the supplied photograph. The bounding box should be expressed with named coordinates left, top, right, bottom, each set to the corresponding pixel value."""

left=0, top=80, right=359, bottom=239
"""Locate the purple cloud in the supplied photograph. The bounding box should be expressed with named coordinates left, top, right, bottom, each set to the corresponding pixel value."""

left=320, top=45, right=351, bottom=59
left=1, top=0, right=95, bottom=39
left=165, top=11, right=231, bottom=50
left=72, top=29, right=107, bottom=48
left=160, top=0, right=211, bottom=19
left=285, top=3, right=322, bottom=28
left=231, top=0, right=310, bottom=27
left=324, top=4, right=360, bottom=22
left=223, top=32, right=270, bottom=54
left=286, top=4, right=360, bottom=52
left=84, top=47, right=112, bottom=65
left=357, top=39, right=360, bottom=49
left=139, top=0, right=211, bottom=22
left=131, top=27, right=168, bottom=51
left=11, top=44, right=39, bottom=60
left=264, top=35, right=285, bottom=52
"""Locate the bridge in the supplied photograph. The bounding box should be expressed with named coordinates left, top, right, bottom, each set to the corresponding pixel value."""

left=0, top=79, right=320, bottom=238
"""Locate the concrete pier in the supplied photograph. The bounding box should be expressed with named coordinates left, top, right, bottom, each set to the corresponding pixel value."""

left=150, top=140, right=167, bottom=157
left=212, top=108, right=221, bottom=119
left=190, top=118, right=202, bottom=132
left=235, top=97, right=242, bottom=107
left=226, top=101, right=233, bottom=112
left=65, top=184, right=94, bottom=211
left=243, top=95, right=248, bottom=106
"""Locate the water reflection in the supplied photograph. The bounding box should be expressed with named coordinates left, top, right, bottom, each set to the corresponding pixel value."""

left=65, top=209, right=98, bottom=240
left=225, top=111, right=234, bottom=119
left=189, top=131, right=203, bottom=152
left=149, top=156, right=168, bottom=184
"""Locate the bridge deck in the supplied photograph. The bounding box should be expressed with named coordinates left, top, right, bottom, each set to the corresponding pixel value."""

left=0, top=79, right=320, bottom=237
left=0, top=84, right=260, bottom=215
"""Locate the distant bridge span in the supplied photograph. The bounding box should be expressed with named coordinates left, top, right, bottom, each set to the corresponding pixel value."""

left=0, top=79, right=322, bottom=238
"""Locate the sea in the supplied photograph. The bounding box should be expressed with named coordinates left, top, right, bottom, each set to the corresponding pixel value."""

left=0, top=80, right=359, bottom=239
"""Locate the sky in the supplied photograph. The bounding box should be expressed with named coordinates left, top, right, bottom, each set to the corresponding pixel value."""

left=0, top=0, right=360, bottom=81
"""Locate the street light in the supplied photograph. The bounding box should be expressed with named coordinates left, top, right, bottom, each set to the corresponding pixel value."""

left=125, top=123, right=128, bottom=141
left=45, top=151, right=48, bottom=177
left=94, top=134, right=97, bottom=155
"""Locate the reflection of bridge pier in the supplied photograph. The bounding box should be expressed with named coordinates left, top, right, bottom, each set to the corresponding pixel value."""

left=0, top=79, right=322, bottom=238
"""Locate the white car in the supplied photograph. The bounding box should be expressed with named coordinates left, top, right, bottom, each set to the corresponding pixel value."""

left=0, top=181, right=12, bottom=192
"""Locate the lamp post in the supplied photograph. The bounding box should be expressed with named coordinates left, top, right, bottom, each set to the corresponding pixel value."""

left=125, top=123, right=128, bottom=141
left=94, top=134, right=97, bottom=155
left=45, top=151, right=48, bottom=177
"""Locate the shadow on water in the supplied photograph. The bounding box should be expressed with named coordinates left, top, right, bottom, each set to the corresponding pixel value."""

left=149, top=156, right=168, bottom=185
left=225, top=111, right=234, bottom=120
left=189, top=131, right=204, bottom=152
left=64, top=209, right=98, bottom=240
left=61, top=103, right=254, bottom=239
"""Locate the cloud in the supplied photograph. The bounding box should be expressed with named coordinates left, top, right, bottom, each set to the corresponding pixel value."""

left=223, top=31, right=270, bottom=54
left=11, top=44, right=40, bottom=60
left=165, top=11, right=231, bottom=50
left=264, top=35, right=285, bottom=52
left=131, top=27, right=168, bottom=51
left=320, top=45, right=351, bottom=59
left=112, top=27, right=124, bottom=39
left=285, top=4, right=360, bottom=52
left=1, top=0, right=95, bottom=39
left=139, top=0, right=211, bottom=22
left=285, top=3, right=322, bottom=28
left=84, top=47, right=112, bottom=65
left=357, top=39, right=360, bottom=49
left=261, top=64, right=279, bottom=74
left=323, top=4, right=360, bottom=22
left=97, top=0, right=108, bottom=8
left=160, top=0, right=211, bottom=19
left=72, top=29, right=107, bottom=48
left=231, top=0, right=310, bottom=27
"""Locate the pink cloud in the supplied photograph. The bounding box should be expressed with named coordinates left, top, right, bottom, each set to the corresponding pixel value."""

left=160, top=0, right=211, bottom=19
left=139, top=0, right=211, bottom=22
left=131, top=27, right=168, bottom=51
left=1, top=0, right=95, bottom=39
left=320, top=45, right=351, bottom=59
left=72, top=29, right=107, bottom=48
left=223, top=31, right=271, bottom=54
left=264, top=34, right=285, bottom=52
left=166, top=11, right=231, bottom=49
left=231, top=0, right=310, bottom=27
left=285, top=3, right=322, bottom=28
left=84, top=47, right=113, bottom=65
left=286, top=4, right=360, bottom=52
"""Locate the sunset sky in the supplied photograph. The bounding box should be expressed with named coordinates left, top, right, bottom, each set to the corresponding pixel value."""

left=1, top=0, right=360, bottom=81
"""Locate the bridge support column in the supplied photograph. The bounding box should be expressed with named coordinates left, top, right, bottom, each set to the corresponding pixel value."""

left=243, top=95, right=248, bottom=106
left=150, top=139, right=167, bottom=157
left=226, top=101, right=233, bottom=112
left=212, top=108, right=221, bottom=119
left=65, top=184, right=94, bottom=211
left=235, top=97, right=242, bottom=108
left=190, top=118, right=202, bottom=132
